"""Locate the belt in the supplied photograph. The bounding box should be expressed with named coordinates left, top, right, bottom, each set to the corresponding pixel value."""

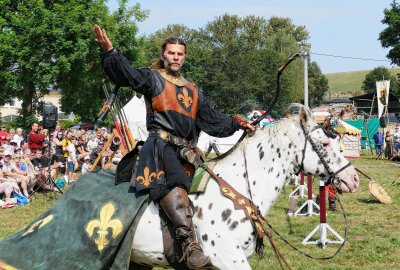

left=148, top=129, right=192, bottom=149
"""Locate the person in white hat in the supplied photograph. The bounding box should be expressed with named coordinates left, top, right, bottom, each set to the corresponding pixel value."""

left=81, top=155, right=91, bottom=175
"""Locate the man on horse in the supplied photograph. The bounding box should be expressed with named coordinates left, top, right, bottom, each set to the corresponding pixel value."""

left=93, top=25, right=254, bottom=269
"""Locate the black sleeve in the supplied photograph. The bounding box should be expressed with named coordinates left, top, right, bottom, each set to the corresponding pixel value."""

left=101, top=48, right=153, bottom=96
left=195, top=91, right=240, bottom=137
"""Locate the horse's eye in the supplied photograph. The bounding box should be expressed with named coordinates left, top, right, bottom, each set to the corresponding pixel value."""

left=322, top=142, right=329, bottom=147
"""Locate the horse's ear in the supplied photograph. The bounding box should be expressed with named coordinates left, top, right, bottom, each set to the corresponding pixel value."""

left=299, top=107, right=312, bottom=124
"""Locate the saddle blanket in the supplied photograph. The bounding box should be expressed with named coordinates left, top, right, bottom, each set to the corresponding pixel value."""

left=0, top=170, right=148, bottom=270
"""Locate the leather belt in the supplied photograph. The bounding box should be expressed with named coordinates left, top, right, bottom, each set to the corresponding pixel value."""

left=148, top=129, right=192, bottom=149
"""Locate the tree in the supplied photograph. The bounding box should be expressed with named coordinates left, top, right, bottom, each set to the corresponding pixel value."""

left=308, top=61, right=329, bottom=107
left=379, top=1, right=400, bottom=66
left=362, top=66, right=399, bottom=95
left=0, top=0, right=148, bottom=124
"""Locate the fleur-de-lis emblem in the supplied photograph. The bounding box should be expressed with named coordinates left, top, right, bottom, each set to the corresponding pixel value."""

left=177, top=88, right=193, bottom=109
left=222, top=187, right=236, bottom=199
left=86, top=203, right=123, bottom=252
left=22, top=214, right=54, bottom=236
left=136, top=167, right=157, bottom=187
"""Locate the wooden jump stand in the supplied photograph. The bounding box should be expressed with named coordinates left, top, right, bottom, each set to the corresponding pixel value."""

left=89, top=128, right=128, bottom=172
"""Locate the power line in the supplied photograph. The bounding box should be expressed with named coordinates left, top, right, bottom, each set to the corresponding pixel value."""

left=310, top=52, right=391, bottom=63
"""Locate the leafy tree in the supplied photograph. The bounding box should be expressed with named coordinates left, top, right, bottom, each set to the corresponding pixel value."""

left=379, top=1, right=400, bottom=66
left=362, top=66, right=399, bottom=95
left=0, top=0, right=148, bottom=124
left=308, top=60, right=329, bottom=107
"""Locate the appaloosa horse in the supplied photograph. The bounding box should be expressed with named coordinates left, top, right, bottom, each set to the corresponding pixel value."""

left=129, top=106, right=360, bottom=270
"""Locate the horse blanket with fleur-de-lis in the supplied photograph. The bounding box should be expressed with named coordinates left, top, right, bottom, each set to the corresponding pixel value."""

left=0, top=170, right=148, bottom=270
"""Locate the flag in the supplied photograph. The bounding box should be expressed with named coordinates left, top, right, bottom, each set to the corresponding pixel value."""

left=376, top=80, right=390, bottom=117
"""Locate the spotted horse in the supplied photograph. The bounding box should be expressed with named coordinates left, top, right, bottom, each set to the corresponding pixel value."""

left=130, top=106, right=360, bottom=270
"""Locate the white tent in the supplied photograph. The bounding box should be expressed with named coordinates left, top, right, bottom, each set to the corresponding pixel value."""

left=197, top=130, right=244, bottom=154
left=123, top=96, right=148, bottom=141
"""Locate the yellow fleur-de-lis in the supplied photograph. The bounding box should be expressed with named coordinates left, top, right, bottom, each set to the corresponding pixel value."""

left=86, top=203, right=123, bottom=252
left=136, top=167, right=157, bottom=187
left=22, top=214, right=54, bottom=236
left=222, top=187, right=236, bottom=199
left=157, top=170, right=165, bottom=179
left=177, top=88, right=193, bottom=109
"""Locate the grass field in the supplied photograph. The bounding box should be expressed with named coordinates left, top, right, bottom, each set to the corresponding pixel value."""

left=326, top=67, right=400, bottom=94
left=1, top=154, right=399, bottom=270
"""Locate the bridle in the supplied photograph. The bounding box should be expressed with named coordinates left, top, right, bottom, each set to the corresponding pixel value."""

left=297, top=121, right=352, bottom=194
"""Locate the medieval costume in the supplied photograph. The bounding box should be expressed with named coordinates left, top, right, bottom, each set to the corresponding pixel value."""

left=101, top=47, right=244, bottom=268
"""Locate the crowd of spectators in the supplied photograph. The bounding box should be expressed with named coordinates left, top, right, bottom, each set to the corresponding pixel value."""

left=0, top=123, right=122, bottom=206
left=373, top=125, right=400, bottom=160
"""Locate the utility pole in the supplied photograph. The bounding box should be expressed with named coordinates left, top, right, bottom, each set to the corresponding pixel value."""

left=304, top=52, right=309, bottom=108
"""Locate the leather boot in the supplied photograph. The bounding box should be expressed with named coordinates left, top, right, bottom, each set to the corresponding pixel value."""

left=160, top=187, right=212, bottom=269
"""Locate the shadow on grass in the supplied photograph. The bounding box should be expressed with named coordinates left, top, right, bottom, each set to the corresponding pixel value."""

left=357, top=197, right=380, bottom=204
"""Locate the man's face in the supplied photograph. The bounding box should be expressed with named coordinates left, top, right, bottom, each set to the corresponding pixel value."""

left=32, top=123, right=39, bottom=132
left=163, top=43, right=186, bottom=74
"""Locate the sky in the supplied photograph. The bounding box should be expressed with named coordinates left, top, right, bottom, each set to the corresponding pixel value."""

left=107, top=0, right=398, bottom=74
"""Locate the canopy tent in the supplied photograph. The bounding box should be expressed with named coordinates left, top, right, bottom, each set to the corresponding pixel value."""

left=336, top=120, right=361, bottom=158
left=345, top=118, right=380, bottom=150
left=197, top=130, right=243, bottom=155
left=122, top=96, right=148, bottom=141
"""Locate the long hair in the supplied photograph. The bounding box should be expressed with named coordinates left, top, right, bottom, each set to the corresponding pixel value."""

left=153, top=37, right=187, bottom=69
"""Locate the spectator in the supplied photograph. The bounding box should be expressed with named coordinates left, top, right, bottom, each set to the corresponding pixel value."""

left=373, top=129, right=384, bottom=160
left=12, top=128, right=24, bottom=148
left=204, top=137, right=220, bottom=157
left=31, top=149, right=62, bottom=192
left=28, top=122, right=45, bottom=151
left=61, top=130, right=72, bottom=182
left=67, top=136, right=78, bottom=182
left=384, top=131, right=393, bottom=159
left=6, top=128, right=15, bottom=141
left=52, top=131, right=64, bottom=163
left=393, top=125, right=400, bottom=156
left=81, top=155, right=91, bottom=174
left=0, top=152, right=30, bottom=198
left=0, top=166, right=19, bottom=202
left=0, top=126, right=8, bottom=145
left=87, top=134, right=98, bottom=153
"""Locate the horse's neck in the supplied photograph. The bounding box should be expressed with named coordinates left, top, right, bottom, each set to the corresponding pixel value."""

left=217, top=122, right=302, bottom=216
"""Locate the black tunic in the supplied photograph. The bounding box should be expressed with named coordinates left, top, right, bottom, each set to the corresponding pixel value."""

left=101, top=48, right=240, bottom=200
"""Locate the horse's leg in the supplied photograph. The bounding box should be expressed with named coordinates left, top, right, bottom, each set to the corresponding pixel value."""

left=128, top=262, right=153, bottom=270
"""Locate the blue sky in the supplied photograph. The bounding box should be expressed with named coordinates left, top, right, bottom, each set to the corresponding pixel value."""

left=107, top=0, right=398, bottom=74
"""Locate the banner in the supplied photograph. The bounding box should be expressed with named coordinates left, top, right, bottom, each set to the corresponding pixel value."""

left=376, top=80, right=390, bottom=117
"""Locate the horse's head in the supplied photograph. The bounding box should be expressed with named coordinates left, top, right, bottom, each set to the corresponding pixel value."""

left=294, top=106, right=359, bottom=193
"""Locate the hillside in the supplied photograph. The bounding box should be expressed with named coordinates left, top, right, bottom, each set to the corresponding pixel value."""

left=325, top=67, right=400, bottom=95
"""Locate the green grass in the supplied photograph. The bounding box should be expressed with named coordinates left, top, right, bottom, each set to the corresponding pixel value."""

left=326, top=67, right=400, bottom=94
left=1, top=156, right=399, bottom=269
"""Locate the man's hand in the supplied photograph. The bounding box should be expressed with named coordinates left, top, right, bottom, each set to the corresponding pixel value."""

left=233, top=114, right=256, bottom=134
left=93, top=24, right=113, bottom=52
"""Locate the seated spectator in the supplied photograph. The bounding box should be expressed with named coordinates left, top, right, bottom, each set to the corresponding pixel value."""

left=12, top=128, right=24, bottom=148
left=0, top=126, right=8, bottom=145
left=0, top=152, right=30, bottom=198
left=0, top=164, right=21, bottom=201
left=31, top=149, right=63, bottom=191
left=81, top=155, right=91, bottom=174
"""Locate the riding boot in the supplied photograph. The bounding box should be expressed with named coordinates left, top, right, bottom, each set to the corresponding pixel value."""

left=328, top=197, right=336, bottom=211
left=160, top=187, right=212, bottom=269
